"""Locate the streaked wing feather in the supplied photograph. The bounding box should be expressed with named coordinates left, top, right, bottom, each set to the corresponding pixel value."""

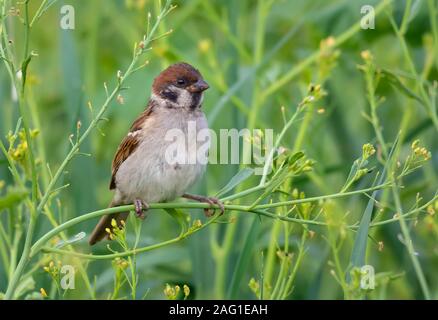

left=109, top=101, right=155, bottom=190
left=109, top=134, right=140, bottom=189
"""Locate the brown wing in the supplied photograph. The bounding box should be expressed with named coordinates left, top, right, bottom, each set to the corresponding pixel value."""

left=109, top=101, right=155, bottom=189
left=109, top=133, right=140, bottom=189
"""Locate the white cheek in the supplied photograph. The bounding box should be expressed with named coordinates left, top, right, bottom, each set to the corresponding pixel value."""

left=176, top=88, right=193, bottom=107
left=151, top=93, right=172, bottom=107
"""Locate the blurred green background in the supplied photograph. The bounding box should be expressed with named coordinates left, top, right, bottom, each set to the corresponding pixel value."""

left=0, top=0, right=437, bottom=299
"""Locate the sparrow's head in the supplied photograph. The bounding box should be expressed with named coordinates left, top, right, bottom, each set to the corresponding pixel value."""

left=152, top=62, right=209, bottom=109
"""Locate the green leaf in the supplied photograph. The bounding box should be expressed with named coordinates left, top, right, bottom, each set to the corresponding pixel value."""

left=348, top=135, right=400, bottom=274
left=14, top=275, right=35, bottom=299
left=249, top=151, right=305, bottom=209
left=286, top=151, right=305, bottom=165
left=54, top=232, right=86, bottom=248
left=273, top=151, right=304, bottom=172
left=249, top=167, right=289, bottom=209
left=381, top=69, right=425, bottom=104
left=227, top=218, right=261, bottom=299
left=24, top=291, right=44, bottom=300
left=408, top=0, right=422, bottom=23
left=405, top=119, right=433, bottom=142
left=215, top=168, right=254, bottom=197
left=0, top=187, right=28, bottom=211
left=164, top=208, right=189, bottom=236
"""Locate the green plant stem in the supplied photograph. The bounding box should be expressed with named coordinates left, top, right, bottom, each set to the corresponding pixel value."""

left=41, top=211, right=222, bottom=260
left=428, top=0, right=438, bottom=69
left=399, top=0, right=412, bottom=35
left=3, top=0, right=174, bottom=299
left=29, top=0, right=51, bottom=27
left=28, top=202, right=316, bottom=258
left=256, top=183, right=390, bottom=209
left=370, top=196, right=437, bottom=227
left=221, top=184, right=265, bottom=202
left=4, top=215, right=35, bottom=298
left=0, top=0, right=17, bottom=82
left=3, top=0, right=39, bottom=300
left=365, top=13, right=432, bottom=297
left=0, top=140, right=29, bottom=197
left=43, top=206, right=97, bottom=299
left=259, top=105, right=306, bottom=186
left=27, top=86, right=50, bottom=188
left=261, top=0, right=391, bottom=288
left=214, top=0, right=273, bottom=298
left=8, top=222, right=22, bottom=280
left=388, top=10, right=438, bottom=132
left=0, top=224, right=10, bottom=274
left=270, top=246, right=289, bottom=298
left=37, top=63, right=129, bottom=213
left=261, top=0, right=392, bottom=100
left=26, top=190, right=437, bottom=262
left=269, top=220, right=290, bottom=299
left=263, top=96, right=315, bottom=285
left=331, top=237, right=349, bottom=299
left=281, top=228, right=308, bottom=299
left=263, top=219, right=282, bottom=288
left=38, top=1, right=173, bottom=213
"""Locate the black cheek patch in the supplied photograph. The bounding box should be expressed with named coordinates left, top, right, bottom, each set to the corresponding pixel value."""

left=190, top=93, right=201, bottom=108
left=161, top=89, right=178, bottom=103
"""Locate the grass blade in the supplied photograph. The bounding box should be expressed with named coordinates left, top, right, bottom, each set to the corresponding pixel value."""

left=215, top=168, right=254, bottom=198
left=348, top=134, right=400, bottom=273
left=227, top=217, right=261, bottom=299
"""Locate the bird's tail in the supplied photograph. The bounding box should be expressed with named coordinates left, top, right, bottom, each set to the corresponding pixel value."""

left=89, top=199, right=129, bottom=245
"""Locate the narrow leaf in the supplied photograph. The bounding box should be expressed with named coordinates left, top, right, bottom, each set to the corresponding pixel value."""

left=164, top=208, right=189, bottom=236
left=54, top=232, right=86, bottom=248
left=0, top=187, right=28, bottom=211
left=349, top=134, right=400, bottom=273
left=215, top=168, right=254, bottom=197
left=227, top=218, right=262, bottom=299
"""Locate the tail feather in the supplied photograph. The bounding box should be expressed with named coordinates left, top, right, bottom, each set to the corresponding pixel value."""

left=89, top=201, right=129, bottom=245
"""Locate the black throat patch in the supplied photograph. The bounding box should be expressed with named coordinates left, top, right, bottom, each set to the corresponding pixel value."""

left=190, top=92, right=201, bottom=109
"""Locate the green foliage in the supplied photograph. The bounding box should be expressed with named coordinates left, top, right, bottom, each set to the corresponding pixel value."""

left=0, top=0, right=437, bottom=300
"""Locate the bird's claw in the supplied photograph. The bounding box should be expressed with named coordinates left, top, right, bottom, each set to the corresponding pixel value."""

left=182, top=194, right=225, bottom=217
left=203, top=197, right=224, bottom=217
left=134, top=199, right=149, bottom=220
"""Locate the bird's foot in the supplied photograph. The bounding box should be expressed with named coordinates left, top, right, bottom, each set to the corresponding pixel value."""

left=134, top=199, right=149, bottom=220
left=182, top=193, right=225, bottom=217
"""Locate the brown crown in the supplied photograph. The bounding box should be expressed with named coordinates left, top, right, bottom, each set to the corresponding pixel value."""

left=152, top=62, right=203, bottom=95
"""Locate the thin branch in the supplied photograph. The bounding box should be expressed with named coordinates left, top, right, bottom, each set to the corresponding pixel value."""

left=29, top=187, right=437, bottom=260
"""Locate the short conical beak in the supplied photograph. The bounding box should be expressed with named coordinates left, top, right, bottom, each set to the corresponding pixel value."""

left=188, top=79, right=209, bottom=93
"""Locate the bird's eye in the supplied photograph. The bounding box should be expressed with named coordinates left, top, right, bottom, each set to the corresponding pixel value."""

left=176, top=78, right=186, bottom=86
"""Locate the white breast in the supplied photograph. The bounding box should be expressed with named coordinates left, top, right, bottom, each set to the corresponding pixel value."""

left=114, top=108, right=209, bottom=205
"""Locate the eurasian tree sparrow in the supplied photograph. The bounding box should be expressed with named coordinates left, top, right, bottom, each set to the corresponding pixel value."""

left=89, top=62, right=224, bottom=245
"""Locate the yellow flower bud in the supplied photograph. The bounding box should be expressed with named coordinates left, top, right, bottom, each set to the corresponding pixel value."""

left=198, top=39, right=211, bottom=53
left=193, top=219, right=202, bottom=228
left=361, top=50, right=373, bottom=61
left=183, top=285, right=190, bottom=298
left=40, top=288, right=48, bottom=298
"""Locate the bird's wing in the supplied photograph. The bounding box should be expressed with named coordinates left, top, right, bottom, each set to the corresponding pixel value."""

left=109, top=101, right=155, bottom=189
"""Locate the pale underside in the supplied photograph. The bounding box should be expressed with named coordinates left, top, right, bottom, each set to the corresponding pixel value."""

left=113, top=104, right=209, bottom=205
